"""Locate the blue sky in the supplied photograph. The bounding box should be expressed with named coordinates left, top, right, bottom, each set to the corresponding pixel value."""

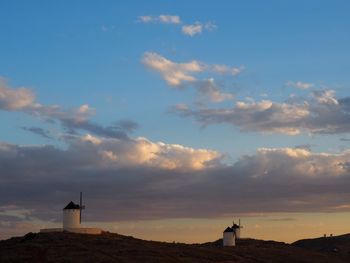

left=1, top=0, right=350, bottom=156
left=1, top=1, right=350, bottom=242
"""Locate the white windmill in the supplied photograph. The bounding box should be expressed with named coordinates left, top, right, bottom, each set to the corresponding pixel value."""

left=63, top=192, right=85, bottom=230
left=40, top=192, right=102, bottom=235
left=232, top=219, right=243, bottom=239
left=223, top=219, right=243, bottom=247
left=223, top=226, right=236, bottom=246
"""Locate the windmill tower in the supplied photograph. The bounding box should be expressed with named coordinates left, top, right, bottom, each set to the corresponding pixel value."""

left=223, top=226, right=236, bottom=246
left=222, top=218, right=243, bottom=247
left=232, top=219, right=243, bottom=239
left=41, top=192, right=102, bottom=234
left=63, top=192, right=85, bottom=230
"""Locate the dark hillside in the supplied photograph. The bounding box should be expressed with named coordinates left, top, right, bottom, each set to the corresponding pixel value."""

left=293, top=233, right=350, bottom=260
left=0, top=232, right=348, bottom=263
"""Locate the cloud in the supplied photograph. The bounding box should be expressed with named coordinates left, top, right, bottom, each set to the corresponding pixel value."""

left=0, top=139, right=350, bottom=227
left=138, top=15, right=181, bottom=24
left=313, top=89, right=338, bottom=105
left=138, top=15, right=153, bottom=23
left=74, top=134, right=222, bottom=170
left=142, top=52, right=204, bottom=86
left=142, top=52, right=242, bottom=87
left=173, top=99, right=308, bottom=135
left=0, top=78, right=36, bottom=110
left=195, top=78, right=234, bottom=103
left=0, top=78, right=137, bottom=139
left=181, top=22, right=217, bottom=37
left=142, top=53, right=240, bottom=104
left=0, top=135, right=223, bottom=221
left=182, top=22, right=203, bottom=36
left=142, top=52, right=241, bottom=103
left=212, top=64, right=244, bottom=76
left=159, top=15, right=181, bottom=24
left=286, top=81, right=314, bottom=89
left=138, top=15, right=216, bottom=37
left=173, top=89, right=350, bottom=135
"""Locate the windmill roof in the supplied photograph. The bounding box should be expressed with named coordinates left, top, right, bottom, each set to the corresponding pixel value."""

left=232, top=224, right=240, bottom=229
left=63, top=201, right=80, bottom=210
left=224, top=227, right=234, bottom=233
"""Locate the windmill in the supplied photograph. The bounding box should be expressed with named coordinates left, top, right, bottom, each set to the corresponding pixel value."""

left=231, top=218, right=243, bottom=239
left=41, top=192, right=102, bottom=234
left=79, top=192, right=86, bottom=224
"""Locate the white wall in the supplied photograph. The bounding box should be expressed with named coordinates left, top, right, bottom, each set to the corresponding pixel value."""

left=63, top=209, right=80, bottom=229
left=223, top=232, right=235, bottom=247
left=235, top=228, right=241, bottom=239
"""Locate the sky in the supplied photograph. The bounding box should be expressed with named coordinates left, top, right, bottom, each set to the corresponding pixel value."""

left=1, top=0, right=350, bottom=243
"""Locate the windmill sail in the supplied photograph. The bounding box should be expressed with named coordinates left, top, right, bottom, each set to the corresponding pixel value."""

left=79, top=192, right=86, bottom=224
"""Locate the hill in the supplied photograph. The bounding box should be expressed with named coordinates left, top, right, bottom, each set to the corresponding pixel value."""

left=293, top=233, right=350, bottom=260
left=0, top=231, right=348, bottom=263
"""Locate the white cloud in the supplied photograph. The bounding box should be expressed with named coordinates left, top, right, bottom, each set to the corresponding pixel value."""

left=0, top=78, right=136, bottom=139
left=211, top=64, right=244, bottom=76
left=77, top=134, right=221, bottom=170
left=181, top=21, right=217, bottom=37
left=176, top=99, right=309, bottom=135
left=77, top=104, right=91, bottom=114
left=142, top=52, right=240, bottom=103
left=313, top=89, right=338, bottom=105
left=142, top=52, right=242, bottom=104
left=138, top=15, right=154, bottom=23
left=158, top=15, right=181, bottom=24
left=181, top=22, right=217, bottom=37
left=0, top=78, right=36, bottom=110
left=251, top=147, right=350, bottom=177
left=138, top=15, right=216, bottom=37
left=81, top=134, right=102, bottom=145
left=142, top=52, right=242, bottom=87
left=182, top=22, right=203, bottom=36
left=286, top=81, right=314, bottom=89
left=173, top=89, right=350, bottom=135
left=138, top=15, right=181, bottom=24
left=142, top=52, right=204, bottom=86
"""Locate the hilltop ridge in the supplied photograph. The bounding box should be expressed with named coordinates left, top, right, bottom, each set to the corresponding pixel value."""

left=0, top=231, right=349, bottom=263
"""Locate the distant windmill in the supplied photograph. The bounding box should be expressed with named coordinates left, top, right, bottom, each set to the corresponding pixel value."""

left=232, top=219, right=243, bottom=239
left=79, top=192, right=86, bottom=224
left=41, top=192, right=102, bottom=234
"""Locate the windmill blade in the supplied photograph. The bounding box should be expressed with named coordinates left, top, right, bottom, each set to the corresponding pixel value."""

left=80, top=192, right=83, bottom=224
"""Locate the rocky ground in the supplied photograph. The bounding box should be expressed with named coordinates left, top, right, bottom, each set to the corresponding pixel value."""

left=0, top=231, right=349, bottom=263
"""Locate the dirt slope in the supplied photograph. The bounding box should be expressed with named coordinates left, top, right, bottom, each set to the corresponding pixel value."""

left=0, top=232, right=348, bottom=263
